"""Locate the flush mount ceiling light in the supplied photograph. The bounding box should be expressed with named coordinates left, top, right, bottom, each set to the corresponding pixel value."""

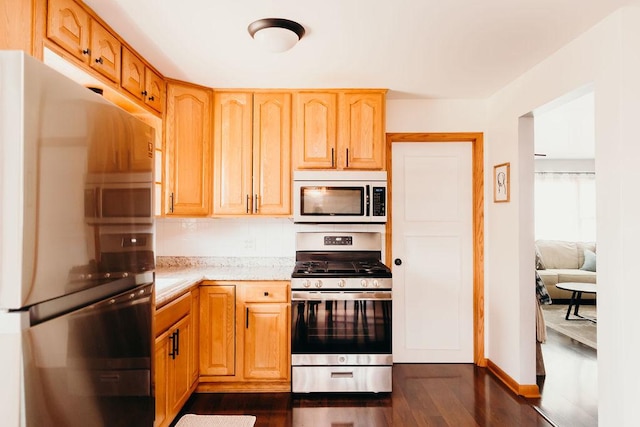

left=248, top=18, right=305, bottom=53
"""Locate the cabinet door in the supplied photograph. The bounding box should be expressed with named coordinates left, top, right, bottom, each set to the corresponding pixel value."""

left=253, top=92, right=292, bottom=215
left=121, top=47, right=145, bottom=100
left=154, top=331, right=169, bottom=427
left=145, top=68, right=165, bottom=113
left=168, top=315, right=192, bottom=418
left=199, top=286, right=236, bottom=376
left=47, top=0, right=90, bottom=62
left=212, top=92, right=253, bottom=215
left=339, top=92, right=385, bottom=170
left=293, top=92, right=338, bottom=170
left=243, top=303, right=290, bottom=380
left=165, top=83, right=212, bottom=216
left=89, top=20, right=121, bottom=83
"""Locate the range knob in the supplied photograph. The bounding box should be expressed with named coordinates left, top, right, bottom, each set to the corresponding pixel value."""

left=314, top=280, right=323, bottom=288
left=303, top=280, right=311, bottom=288
left=361, top=279, right=369, bottom=288
left=337, top=279, right=346, bottom=288
left=373, top=280, right=380, bottom=288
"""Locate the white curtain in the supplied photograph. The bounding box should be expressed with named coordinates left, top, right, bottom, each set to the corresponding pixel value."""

left=534, top=172, right=596, bottom=241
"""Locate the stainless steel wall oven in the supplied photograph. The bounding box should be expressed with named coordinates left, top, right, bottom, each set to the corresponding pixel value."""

left=291, top=232, right=392, bottom=393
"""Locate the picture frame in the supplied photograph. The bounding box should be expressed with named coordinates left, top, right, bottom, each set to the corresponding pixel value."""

left=493, top=162, right=510, bottom=203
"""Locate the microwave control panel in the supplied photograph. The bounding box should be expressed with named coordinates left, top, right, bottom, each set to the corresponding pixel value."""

left=372, top=187, right=386, bottom=216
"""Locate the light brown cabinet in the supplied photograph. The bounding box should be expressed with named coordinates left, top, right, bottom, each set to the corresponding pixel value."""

left=47, top=0, right=121, bottom=83
left=199, top=285, right=236, bottom=377
left=154, top=292, right=197, bottom=427
left=199, top=281, right=290, bottom=392
left=165, top=81, right=213, bottom=216
left=122, top=47, right=165, bottom=113
left=293, top=90, right=386, bottom=170
left=212, top=91, right=292, bottom=216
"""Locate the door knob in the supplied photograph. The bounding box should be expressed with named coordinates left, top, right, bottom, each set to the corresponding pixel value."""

left=394, top=258, right=402, bottom=266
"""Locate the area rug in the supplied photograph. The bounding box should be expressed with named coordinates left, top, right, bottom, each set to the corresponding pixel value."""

left=174, top=414, right=256, bottom=427
left=542, top=304, right=597, bottom=349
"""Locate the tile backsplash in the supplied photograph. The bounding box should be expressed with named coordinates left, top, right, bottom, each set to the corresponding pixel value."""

left=156, top=217, right=387, bottom=260
left=155, top=217, right=296, bottom=258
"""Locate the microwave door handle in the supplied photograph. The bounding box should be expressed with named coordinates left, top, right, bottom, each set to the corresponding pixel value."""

left=366, top=185, right=370, bottom=217
left=95, top=187, right=102, bottom=219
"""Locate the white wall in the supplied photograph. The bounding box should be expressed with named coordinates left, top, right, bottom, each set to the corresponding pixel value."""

left=486, top=7, right=640, bottom=425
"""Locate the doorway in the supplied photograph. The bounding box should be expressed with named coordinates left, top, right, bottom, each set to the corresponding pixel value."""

left=385, top=133, right=485, bottom=365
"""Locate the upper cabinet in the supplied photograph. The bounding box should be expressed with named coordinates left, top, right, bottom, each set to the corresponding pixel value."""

left=47, top=0, right=121, bottom=83
left=165, top=81, right=213, bottom=216
left=293, top=90, right=386, bottom=170
left=122, top=47, right=165, bottom=113
left=46, top=0, right=164, bottom=115
left=213, top=91, right=292, bottom=216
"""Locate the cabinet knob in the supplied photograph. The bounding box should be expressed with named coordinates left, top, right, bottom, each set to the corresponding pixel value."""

left=95, top=57, right=104, bottom=64
left=148, top=96, right=155, bottom=101
left=141, top=90, right=148, bottom=96
left=82, top=48, right=91, bottom=55
left=264, top=291, right=269, bottom=296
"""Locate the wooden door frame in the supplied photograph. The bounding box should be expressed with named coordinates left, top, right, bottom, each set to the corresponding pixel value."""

left=385, top=133, right=485, bottom=366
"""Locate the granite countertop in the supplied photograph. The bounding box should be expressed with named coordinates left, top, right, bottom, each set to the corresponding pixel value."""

left=154, top=257, right=294, bottom=306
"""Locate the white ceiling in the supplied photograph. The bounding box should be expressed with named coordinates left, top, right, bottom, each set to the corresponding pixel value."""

left=82, top=0, right=635, bottom=99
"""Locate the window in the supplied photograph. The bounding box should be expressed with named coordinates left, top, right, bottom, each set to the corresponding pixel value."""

left=534, top=172, right=595, bottom=241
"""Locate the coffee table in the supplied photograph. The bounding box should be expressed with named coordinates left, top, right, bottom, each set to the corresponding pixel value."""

left=555, top=282, right=597, bottom=322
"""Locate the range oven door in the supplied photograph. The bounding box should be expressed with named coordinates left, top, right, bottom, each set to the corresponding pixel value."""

left=291, top=291, right=392, bottom=357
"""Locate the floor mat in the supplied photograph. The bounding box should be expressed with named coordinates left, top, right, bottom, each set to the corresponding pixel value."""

left=542, top=304, right=597, bottom=349
left=174, top=414, right=256, bottom=427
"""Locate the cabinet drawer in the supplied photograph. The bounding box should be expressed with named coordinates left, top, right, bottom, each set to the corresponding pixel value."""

left=243, top=283, right=289, bottom=303
left=155, top=292, right=191, bottom=336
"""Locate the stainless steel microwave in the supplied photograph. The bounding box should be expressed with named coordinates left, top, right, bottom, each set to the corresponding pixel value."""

left=85, top=172, right=154, bottom=225
left=293, top=171, right=387, bottom=223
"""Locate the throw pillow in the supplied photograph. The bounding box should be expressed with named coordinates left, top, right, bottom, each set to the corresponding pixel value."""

left=581, top=249, right=596, bottom=272
left=535, top=246, right=546, bottom=270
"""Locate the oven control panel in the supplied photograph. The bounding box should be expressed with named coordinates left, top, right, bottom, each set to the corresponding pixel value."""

left=323, top=236, right=353, bottom=246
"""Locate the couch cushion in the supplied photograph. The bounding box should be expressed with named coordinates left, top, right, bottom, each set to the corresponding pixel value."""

left=536, top=240, right=580, bottom=269
left=537, top=270, right=559, bottom=287
left=577, top=242, right=596, bottom=266
left=556, top=269, right=597, bottom=283
left=580, top=249, right=597, bottom=272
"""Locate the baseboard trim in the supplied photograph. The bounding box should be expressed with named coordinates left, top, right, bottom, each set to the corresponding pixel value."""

left=486, top=359, right=541, bottom=398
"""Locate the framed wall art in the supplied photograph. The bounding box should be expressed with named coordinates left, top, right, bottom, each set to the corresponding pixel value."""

left=493, top=162, right=510, bottom=203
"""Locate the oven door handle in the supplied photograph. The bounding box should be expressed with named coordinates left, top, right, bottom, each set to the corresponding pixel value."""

left=291, top=291, right=392, bottom=301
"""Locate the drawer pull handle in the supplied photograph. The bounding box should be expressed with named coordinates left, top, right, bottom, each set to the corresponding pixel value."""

left=331, top=372, right=354, bottom=379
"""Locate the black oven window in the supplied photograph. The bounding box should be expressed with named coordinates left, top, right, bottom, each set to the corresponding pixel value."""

left=292, top=299, right=392, bottom=354
left=300, top=186, right=364, bottom=216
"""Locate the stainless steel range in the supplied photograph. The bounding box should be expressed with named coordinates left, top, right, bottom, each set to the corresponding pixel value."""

left=291, top=232, right=392, bottom=393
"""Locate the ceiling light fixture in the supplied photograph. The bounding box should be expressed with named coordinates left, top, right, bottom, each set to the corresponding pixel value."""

left=248, top=18, right=305, bottom=53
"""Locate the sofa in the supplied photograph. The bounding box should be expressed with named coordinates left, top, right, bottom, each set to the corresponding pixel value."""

left=535, top=239, right=597, bottom=301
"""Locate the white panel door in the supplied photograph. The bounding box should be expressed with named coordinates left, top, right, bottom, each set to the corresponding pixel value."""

left=392, top=142, right=473, bottom=362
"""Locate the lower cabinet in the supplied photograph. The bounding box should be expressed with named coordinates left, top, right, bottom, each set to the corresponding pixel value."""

left=199, top=281, right=291, bottom=392
left=154, top=291, right=198, bottom=427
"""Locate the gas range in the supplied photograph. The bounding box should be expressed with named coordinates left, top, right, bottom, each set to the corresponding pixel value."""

left=290, top=231, right=393, bottom=393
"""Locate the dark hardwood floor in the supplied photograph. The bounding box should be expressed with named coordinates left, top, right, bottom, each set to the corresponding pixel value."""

left=532, top=328, right=598, bottom=427
left=174, top=329, right=596, bottom=427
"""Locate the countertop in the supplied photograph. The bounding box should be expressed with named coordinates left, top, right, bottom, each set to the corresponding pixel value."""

left=154, top=257, right=294, bottom=306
